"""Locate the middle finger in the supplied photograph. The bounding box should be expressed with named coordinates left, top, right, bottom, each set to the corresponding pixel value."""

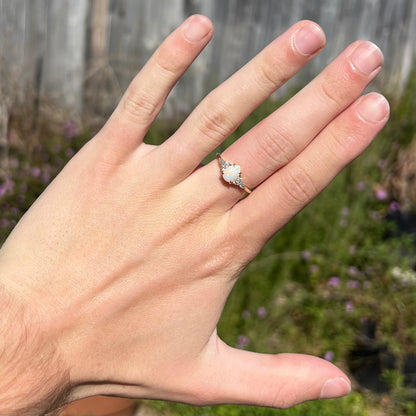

left=158, top=20, right=326, bottom=181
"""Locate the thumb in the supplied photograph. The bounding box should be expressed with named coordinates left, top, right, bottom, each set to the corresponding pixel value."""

left=197, top=337, right=351, bottom=409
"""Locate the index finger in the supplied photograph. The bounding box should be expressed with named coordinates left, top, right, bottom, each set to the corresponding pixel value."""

left=99, top=15, right=213, bottom=164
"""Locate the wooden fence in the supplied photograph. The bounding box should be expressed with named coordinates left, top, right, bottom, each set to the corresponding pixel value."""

left=1, top=0, right=416, bottom=124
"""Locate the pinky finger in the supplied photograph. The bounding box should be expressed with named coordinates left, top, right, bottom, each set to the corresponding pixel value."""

left=231, top=92, right=390, bottom=246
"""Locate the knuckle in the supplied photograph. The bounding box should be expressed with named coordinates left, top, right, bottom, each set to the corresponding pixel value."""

left=188, top=382, right=217, bottom=406
left=201, top=237, right=237, bottom=279
left=121, top=89, right=160, bottom=125
left=255, top=59, right=286, bottom=90
left=196, top=102, right=237, bottom=143
left=154, top=50, right=181, bottom=77
left=325, top=123, right=361, bottom=162
left=319, top=59, right=363, bottom=109
left=271, top=384, right=299, bottom=409
left=324, top=128, right=350, bottom=161
left=196, top=222, right=242, bottom=280
left=175, top=198, right=209, bottom=228
left=281, top=167, right=317, bottom=205
left=255, top=125, right=296, bottom=171
left=319, top=80, right=342, bottom=108
left=254, top=42, right=298, bottom=91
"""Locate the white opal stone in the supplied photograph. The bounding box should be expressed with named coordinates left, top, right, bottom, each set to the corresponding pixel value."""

left=222, top=165, right=240, bottom=183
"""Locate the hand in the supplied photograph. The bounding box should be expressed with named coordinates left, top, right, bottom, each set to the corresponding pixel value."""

left=0, top=15, right=388, bottom=415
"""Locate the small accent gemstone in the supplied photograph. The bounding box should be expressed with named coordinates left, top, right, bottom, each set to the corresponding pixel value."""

left=222, top=165, right=241, bottom=183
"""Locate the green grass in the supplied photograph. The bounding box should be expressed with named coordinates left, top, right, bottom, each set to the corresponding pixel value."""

left=145, top=392, right=366, bottom=416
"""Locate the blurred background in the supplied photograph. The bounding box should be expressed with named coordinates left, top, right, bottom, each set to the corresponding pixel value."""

left=1, top=1, right=415, bottom=415
left=1, top=0, right=416, bottom=126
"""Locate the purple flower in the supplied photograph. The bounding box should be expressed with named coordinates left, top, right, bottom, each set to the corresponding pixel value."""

left=63, top=120, right=79, bottom=140
left=324, top=351, right=334, bottom=362
left=328, top=277, right=341, bottom=288
left=257, top=306, right=267, bottom=318
left=0, top=178, right=14, bottom=197
left=0, top=184, right=7, bottom=197
left=348, top=266, right=359, bottom=277
left=389, top=201, right=400, bottom=212
left=31, top=167, right=41, bottom=178
left=236, top=335, right=250, bottom=349
left=339, top=218, right=347, bottom=228
left=309, top=264, right=319, bottom=274
left=347, top=280, right=360, bottom=289
left=0, top=218, right=10, bottom=228
left=377, top=159, right=386, bottom=169
left=301, top=251, right=311, bottom=261
left=242, top=310, right=251, bottom=320
left=42, top=170, right=51, bottom=184
left=357, top=181, right=367, bottom=191
left=376, top=188, right=388, bottom=201
left=349, top=245, right=356, bottom=255
left=345, top=301, right=354, bottom=313
left=65, top=148, right=75, bottom=158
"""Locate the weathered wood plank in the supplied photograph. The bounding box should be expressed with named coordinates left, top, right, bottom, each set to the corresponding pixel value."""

left=0, top=0, right=415, bottom=122
left=40, top=0, right=88, bottom=112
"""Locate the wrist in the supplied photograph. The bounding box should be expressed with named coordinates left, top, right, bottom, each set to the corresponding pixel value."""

left=0, top=281, right=71, bottom=415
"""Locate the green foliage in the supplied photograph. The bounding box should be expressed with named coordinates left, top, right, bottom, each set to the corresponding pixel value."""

left=147, top=393, right=366, bottom=416
left=381, top=369, right=416, bottom=415
left=0, top=121, right=89, bottom=243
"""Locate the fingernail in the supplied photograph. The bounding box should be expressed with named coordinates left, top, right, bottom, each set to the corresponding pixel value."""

left=357, top=93, right=390, bottom=123
left=184, top=15, right=211, bottom=43
left=293, top=23, right=325, bottom=56
left=350, top=42, right=383, bottom=75
left=320, top=377, right=351, bottom=399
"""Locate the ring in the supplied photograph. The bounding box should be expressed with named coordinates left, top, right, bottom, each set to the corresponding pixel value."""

left=217, top=153, right=252, bottom=194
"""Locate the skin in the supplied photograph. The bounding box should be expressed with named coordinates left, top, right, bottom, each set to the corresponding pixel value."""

left=0, top=15, right=389, bottom=414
